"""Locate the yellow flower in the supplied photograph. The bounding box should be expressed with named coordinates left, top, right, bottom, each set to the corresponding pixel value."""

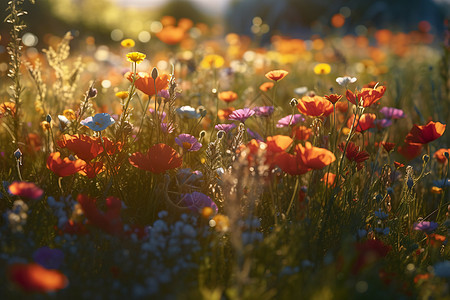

left=121, top=38, right=135, bottom=48
left=40, top=121, right=51, bottom=131
left=115, top=91, right=129, bottom=100
left=63, top=109, right=76, bottom=120
left=126, top=52, right=146, bottom=64
left=314, top=63, right=331, bottom=75
left=201, top=207, right=214, bottom=219
left=200, top=54, right=225, bottom=69
left=431, top=186, right=443, bottom=194
left=210, top=214, right=229, bottom=232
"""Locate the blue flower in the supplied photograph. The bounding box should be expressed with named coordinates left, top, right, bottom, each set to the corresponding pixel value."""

left=176, top=106, right=200, bottom=119
left=374, top=209, right=388, bottom=220
left=433, top=178, right=450, bottom=188
left=433, top=260, right=450, bottom=278
left=80, top=113, right=115, bottom=131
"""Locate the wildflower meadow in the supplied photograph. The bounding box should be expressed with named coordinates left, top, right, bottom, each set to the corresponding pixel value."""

left=0, top=0, right=449, bottom=298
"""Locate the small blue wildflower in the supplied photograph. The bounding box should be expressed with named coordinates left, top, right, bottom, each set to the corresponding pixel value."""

left=433, top=178, right=450, bottom=188
left=386, top=187, right=394, bottom=195
left=375, top=227, right=390, bottom=235
left=374, top=209, right=388, bottom=220
left=81, top=113, right=115, bottom=131
left=433, top=261, right=450, bottom=278
left=176, top=106, right=200, bottom=119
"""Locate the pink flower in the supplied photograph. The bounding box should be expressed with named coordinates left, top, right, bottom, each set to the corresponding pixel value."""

left=227, top=108, right=255, bottom=123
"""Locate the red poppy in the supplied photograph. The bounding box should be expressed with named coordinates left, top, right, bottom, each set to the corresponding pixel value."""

left=101, top=136, right=123, bottom=155
left=295, top=142, right=336, bottom=170
left=218, top=91, right=238, bottom=103
left=58, top=134, right=103, bottom=161
left=414, top=273, right=431, bottom=284
left=259, top=82, right=274, bottom=91
left=426, top=233, right=446, bottom=247
left=8, top=182, right=43, bottom=200
left=434, top=148, right=450, bottom=164
left=405, top=121, right=446, bottom=144
left=77, top=194, right=123, bottom=235
left=8, top=263, right=68, bottom=292
left=347, top=113, right=376, bottom=132
left=324, top=94, right=343, bottom=104
left=46, top=152, right=86, bottom=177
left=398, top=142, right=423, bottom=161
left=380, top=141, right=396, bottom=153
left=292, top=126, right=312, bottom=141
left=265, top=135, right=293, bottom=167
left=353, top=239, right=391, bottom=274
left=265, top=69, right=288, bottom=82
left=79, top=161, right=105, bottom=178
left=346, top=85, right=386, bottom=107
left=126, top=72, right=170, bottom=96
left=297, top=95, right=334, bottom=117
left=129, top=143, right=182, bottom=173
left=335, top=101, right=348, bottom=113
left=339, top=142, right=370, bottom=169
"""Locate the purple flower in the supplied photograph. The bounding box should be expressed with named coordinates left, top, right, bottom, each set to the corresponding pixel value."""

left=175, top=134, right=202, bottom=152
left=181, top=192, right=218, bottom=213
left=380, top=107, right=405, bottom=119
left=32, top=247, right=64, bottom=269
left=161, top=122, right=174, bottom=134
left=413, top=221, right=438, bottom=233
left=247, top=128, right=263, bottom=141
left=149, top=108, right=167, bottom=121
left=157, top=89, right=170, bottom=99
left=276, top=114, right=305, bottom=128
left=215, top=123, right=236, bottom=133
left=375, top=119, right=392, bottom=128
left=253, top=106, right=274, bottom=117
left=228, top=108, right=255, bottom=123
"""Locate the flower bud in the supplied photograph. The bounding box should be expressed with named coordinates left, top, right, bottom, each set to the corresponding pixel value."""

left=407, top=177, right=414, bottom=189
left=46, top=114, right=52, bottom=123
left=444, top=151, right=449, bottom=159
left=14, top=148, right=22, bottom=160
left=88, top=87, right=98, bottom=98
left=217, top=130, right=225, bottom=140
left=199, top=130, right=206, bottom=139
left=151, top=67, right=159, bottom=80
left=422, top=154, right=430, bottom=163
left=290, top=98, right=298, bottom=107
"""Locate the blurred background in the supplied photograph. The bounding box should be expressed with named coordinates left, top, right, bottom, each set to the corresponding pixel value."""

left=0, top=0, right=448, bottom=48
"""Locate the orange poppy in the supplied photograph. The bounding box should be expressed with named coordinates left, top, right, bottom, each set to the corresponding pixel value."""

left=129, top=143, right=182, bottom=173
left=275, top=151, right=310, bottom=175
left=8, top=181, right=43, bottom=200
left=0, top=102, right=16, bottom=117
left=79, top=161, right=105, bottom=178
left=8, top=263, right=68, bottom=292
left=297, top=95, right=334, bottom=117
left=296, top=142, right=336, bottom=169
left=434, top=148, right=450, bottom=164
left=47, top=152, right=86, bottom=177
left=218, top=91, right=238, bottom=103
left=324, top=94, right=343, bottom=104
left=156, top=26, right=186, bottom=45
left=126, top=72, right=170, bottom=96
left=218, top=107, right=235, bottom=120
left=405, top=121, right=446, bottom=144
left=58, top=134, right=103, bottom=161
left=259, top=82, right=274, bottom=91
left=346, top=86, right=386, bottom=107
left=347, top=113, right=376, bottom=132
left=292, top=126, right=312, bottom=141
left=101, top=136, right=123, bottom=155
left=335, top=101, right=348, bottom=113
left=398, top=142, right=423, bottom=161
left=265, top=69, right=288, bottom=82
left=77, top=194, right=123, bottom=235
left=426, top=233, right=446, bottom=247
left=321, top=172, right=336, bottom=187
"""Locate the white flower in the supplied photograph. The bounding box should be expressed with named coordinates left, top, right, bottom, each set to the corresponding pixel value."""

left=336, top=76, right=357, bottom=86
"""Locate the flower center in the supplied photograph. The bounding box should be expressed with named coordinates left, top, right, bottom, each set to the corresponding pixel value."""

left=95, top=121, right=102, bottom=126
left=182, top=142, right=192, bottom=149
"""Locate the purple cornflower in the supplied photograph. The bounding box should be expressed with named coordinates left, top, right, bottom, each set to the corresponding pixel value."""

left=375, top=119, right=392, bottom=128
left=228, top=108, right=255, bottom=123
left=247, top=128, right=263, bottom=141
left=413, top=221, right=438, bottom=233
left=175, top=134, right=202, bottom=152
left=32, top=247, right=65, bottom=269
left=157, top=89, right=170, bottom=99
left=215, top=123, right=236, bottom=133
left=380, top=107, right=405, bottom=119
left=253, top=106, right=274, bottom=117
left=149, top=108, right=167, bottom=121
left=276, top=114, right=305, bottom=128
left=181, top=192, right=218, bottom=214
left=161, top=122, right=174, bottom=134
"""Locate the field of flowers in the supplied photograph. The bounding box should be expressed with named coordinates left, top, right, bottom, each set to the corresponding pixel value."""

left=0, top=0, right=449, bottom=299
